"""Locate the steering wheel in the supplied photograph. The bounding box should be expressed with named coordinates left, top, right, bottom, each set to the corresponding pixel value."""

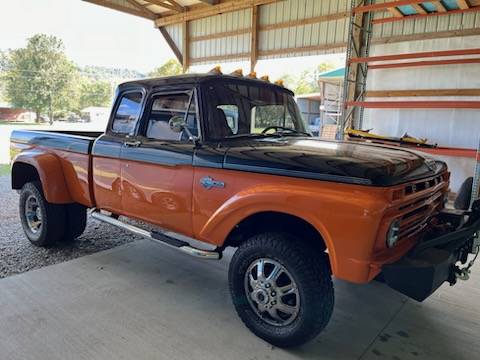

left=261, top=126, right=294, bottom=134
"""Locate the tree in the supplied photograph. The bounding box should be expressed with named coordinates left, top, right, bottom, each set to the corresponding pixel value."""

left=149, top=59, right=182, bottom=77
left=0, top=50, right=8, bottom=102
left=76, top=78, right=113, bottom=111
left=278, top=62, right=336, bottom=95
left=3, top=34, right=77, bottom=123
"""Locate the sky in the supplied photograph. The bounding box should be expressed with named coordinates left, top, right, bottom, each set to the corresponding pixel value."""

left=0, top=0, right=173, bottom=73
left=0, top=0, right=344, bottom=77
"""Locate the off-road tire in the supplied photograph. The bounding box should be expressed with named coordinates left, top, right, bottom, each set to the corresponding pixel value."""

left=229, top=232, right=334, bottom=347
left=64, top=203, right=87, bottom=240
left=454, top=177, right=473, bottom=210
left=19, top=181, right=66, bottom=246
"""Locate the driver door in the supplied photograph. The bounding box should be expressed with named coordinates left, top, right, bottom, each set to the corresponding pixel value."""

left=119, top=90, right=198, bottom=237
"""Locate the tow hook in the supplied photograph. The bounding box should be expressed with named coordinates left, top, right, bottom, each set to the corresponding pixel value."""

left=454, top=267, right=471, bottom=282
left=453, top=242, right=479, bottom=283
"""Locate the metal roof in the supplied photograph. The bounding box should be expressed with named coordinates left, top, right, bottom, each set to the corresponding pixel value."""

left=83, top=1, right=480, bottom=70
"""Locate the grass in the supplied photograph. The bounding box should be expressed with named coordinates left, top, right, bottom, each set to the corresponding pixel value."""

left=0, top=164, right=10, bottom=176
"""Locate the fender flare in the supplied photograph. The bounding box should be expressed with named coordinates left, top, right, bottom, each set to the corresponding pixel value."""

left=12, top=150, right=73, bottom=204
left=197, top=190, right=339, bottom=274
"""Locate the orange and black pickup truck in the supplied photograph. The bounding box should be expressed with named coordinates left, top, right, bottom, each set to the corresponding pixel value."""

left=10, top=73, right=480, bottom=347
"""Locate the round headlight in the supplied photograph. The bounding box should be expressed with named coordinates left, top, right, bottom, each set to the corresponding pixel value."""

left=386, top=220, right=400, bottom=248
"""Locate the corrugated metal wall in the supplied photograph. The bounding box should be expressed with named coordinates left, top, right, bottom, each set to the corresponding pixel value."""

left=373, top=1, right=480, bottom=39
left=258, top=0, right=349, bottom=59
left=163, top=0, right=480, bottom=65
left=165, top=23, right=183, bottom=57
left=363, top=35, right=480, bottom=191
left=189, top=9, right=252, bottom=62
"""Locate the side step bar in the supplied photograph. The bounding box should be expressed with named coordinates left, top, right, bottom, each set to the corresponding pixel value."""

left=91, top=211, right=221, bottom=260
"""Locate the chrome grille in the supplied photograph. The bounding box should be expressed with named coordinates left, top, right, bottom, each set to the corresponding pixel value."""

left=397, top=177, right=447, bottom=240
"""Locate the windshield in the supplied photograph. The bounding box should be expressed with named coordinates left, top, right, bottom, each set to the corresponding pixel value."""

left=203, top=81, right=308, bottom=140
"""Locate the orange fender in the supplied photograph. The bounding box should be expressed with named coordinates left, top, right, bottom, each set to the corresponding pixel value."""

left=12, top=150, right=73, bottom=204
left=197, top=186, right=338, bottom=274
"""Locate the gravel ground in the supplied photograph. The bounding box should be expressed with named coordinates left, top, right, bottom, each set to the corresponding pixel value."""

left=0, top=175, right=141, bottom=279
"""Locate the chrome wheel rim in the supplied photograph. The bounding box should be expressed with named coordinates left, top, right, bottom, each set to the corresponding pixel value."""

left=24, top=194, right=42, bottom=233
left=244, top=258, right=300, bottom=326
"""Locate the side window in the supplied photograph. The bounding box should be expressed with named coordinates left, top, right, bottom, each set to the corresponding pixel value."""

left=146, top=93, right=198, bottom=141
left=112, top=92, right=143, bottom=135
left=217, top=105, right=239, bottom=134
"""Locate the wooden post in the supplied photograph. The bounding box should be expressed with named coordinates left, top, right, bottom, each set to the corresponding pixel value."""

left=250, top=5, right=259, bottom=73
left=182, top=21, right=190, bottom=73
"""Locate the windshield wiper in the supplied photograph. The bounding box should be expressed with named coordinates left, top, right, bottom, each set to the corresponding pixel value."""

left=224, top=133, right=269, bottom=139
left=265, top=127, right=311, bottom=137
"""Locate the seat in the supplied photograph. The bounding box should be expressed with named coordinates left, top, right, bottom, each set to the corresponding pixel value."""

left=147, top=118, right=181, bottom=141
left=213, top=108, right=233, bottom=139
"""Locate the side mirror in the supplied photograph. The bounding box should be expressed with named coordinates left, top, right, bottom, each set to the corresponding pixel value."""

left=169, top=115, right=185, bottom=133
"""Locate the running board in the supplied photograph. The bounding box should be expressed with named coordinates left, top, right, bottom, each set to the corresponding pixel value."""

left=90, top=211, right=221, bottom=260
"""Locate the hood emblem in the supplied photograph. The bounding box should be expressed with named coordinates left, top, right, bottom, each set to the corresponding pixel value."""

left=200, top=176, right=225, bottom=190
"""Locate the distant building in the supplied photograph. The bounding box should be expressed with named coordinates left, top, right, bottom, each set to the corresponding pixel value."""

left=80, top=107, right=110, bottom=123
left=0, top=105, right=36, bottom=122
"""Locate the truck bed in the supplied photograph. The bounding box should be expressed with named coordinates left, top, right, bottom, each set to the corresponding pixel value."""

left=10, top=129, right=103, bottom=207
left=10, top=129, right=103, bottom=152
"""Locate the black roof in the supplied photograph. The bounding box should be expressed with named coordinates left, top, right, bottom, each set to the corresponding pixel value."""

left=118, top=73, right=294, bottom=95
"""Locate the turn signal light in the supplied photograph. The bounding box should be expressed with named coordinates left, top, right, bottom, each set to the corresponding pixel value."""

left=386, top=220, right=400, bottom=248
left=247, top=71, right=257, bottom=79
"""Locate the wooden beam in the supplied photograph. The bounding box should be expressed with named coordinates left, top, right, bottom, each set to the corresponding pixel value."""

left=431, top=1, right=447, bottom=12
left=388, top=7, right=404, bottom=17
left=190, top=10, right=349, bottom=43
left=372, top=27, right=480, bottom=44
left=250, top=5, right=259, bottom=72
left=197, top=0, right=220, bottom=4
left=166, top=0, right=185, bottom=12
left=143, top=0, right=182, bottom=12
left=154, top=0, right=279, bottom=27
left=346, top=100, right=480, bottom=109
left=411, top=3, right=427, bottom=14
left=351, top=48, right=480, bottom=63
left=260, top=10, right=349, bottom=30
left=373, top=6, right=480, bottom=24
left=125, top=0, right=157, bottom=16
left=354, top=0, right=432, bottom=13
left=189, top=28, right=480, bottom=65
left=457, top=0, right=471, bottom=9
left=82, top=0, right=156, bottom=20
left=182, top=21, right=190, bottom=73
left=191, top=28, right=250, bottom=42
left=368, top=58, right=480, bottom=69
left=258, top=42, right=346, bottom=57
left=189, top=53, right=250, bottom=64
left=159, top=27, right=183, bottom=64
left=366, top=89, right=480, bottom=97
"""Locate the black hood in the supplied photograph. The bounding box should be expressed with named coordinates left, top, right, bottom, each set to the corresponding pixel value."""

left=221, top=137, right=446, bottom=186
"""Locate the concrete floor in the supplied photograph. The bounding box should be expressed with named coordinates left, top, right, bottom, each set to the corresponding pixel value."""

left=1, top=240, right=479, bottom=360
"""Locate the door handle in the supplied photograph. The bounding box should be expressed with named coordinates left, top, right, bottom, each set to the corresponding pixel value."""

left=124, top=140, right=142, bottom=148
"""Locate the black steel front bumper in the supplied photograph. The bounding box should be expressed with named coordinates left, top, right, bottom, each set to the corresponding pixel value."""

left=382, top=200, right=480, bottom=302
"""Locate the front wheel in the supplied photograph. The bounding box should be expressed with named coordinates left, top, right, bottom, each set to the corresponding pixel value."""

left=228, top=232, right=334, bottom=348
